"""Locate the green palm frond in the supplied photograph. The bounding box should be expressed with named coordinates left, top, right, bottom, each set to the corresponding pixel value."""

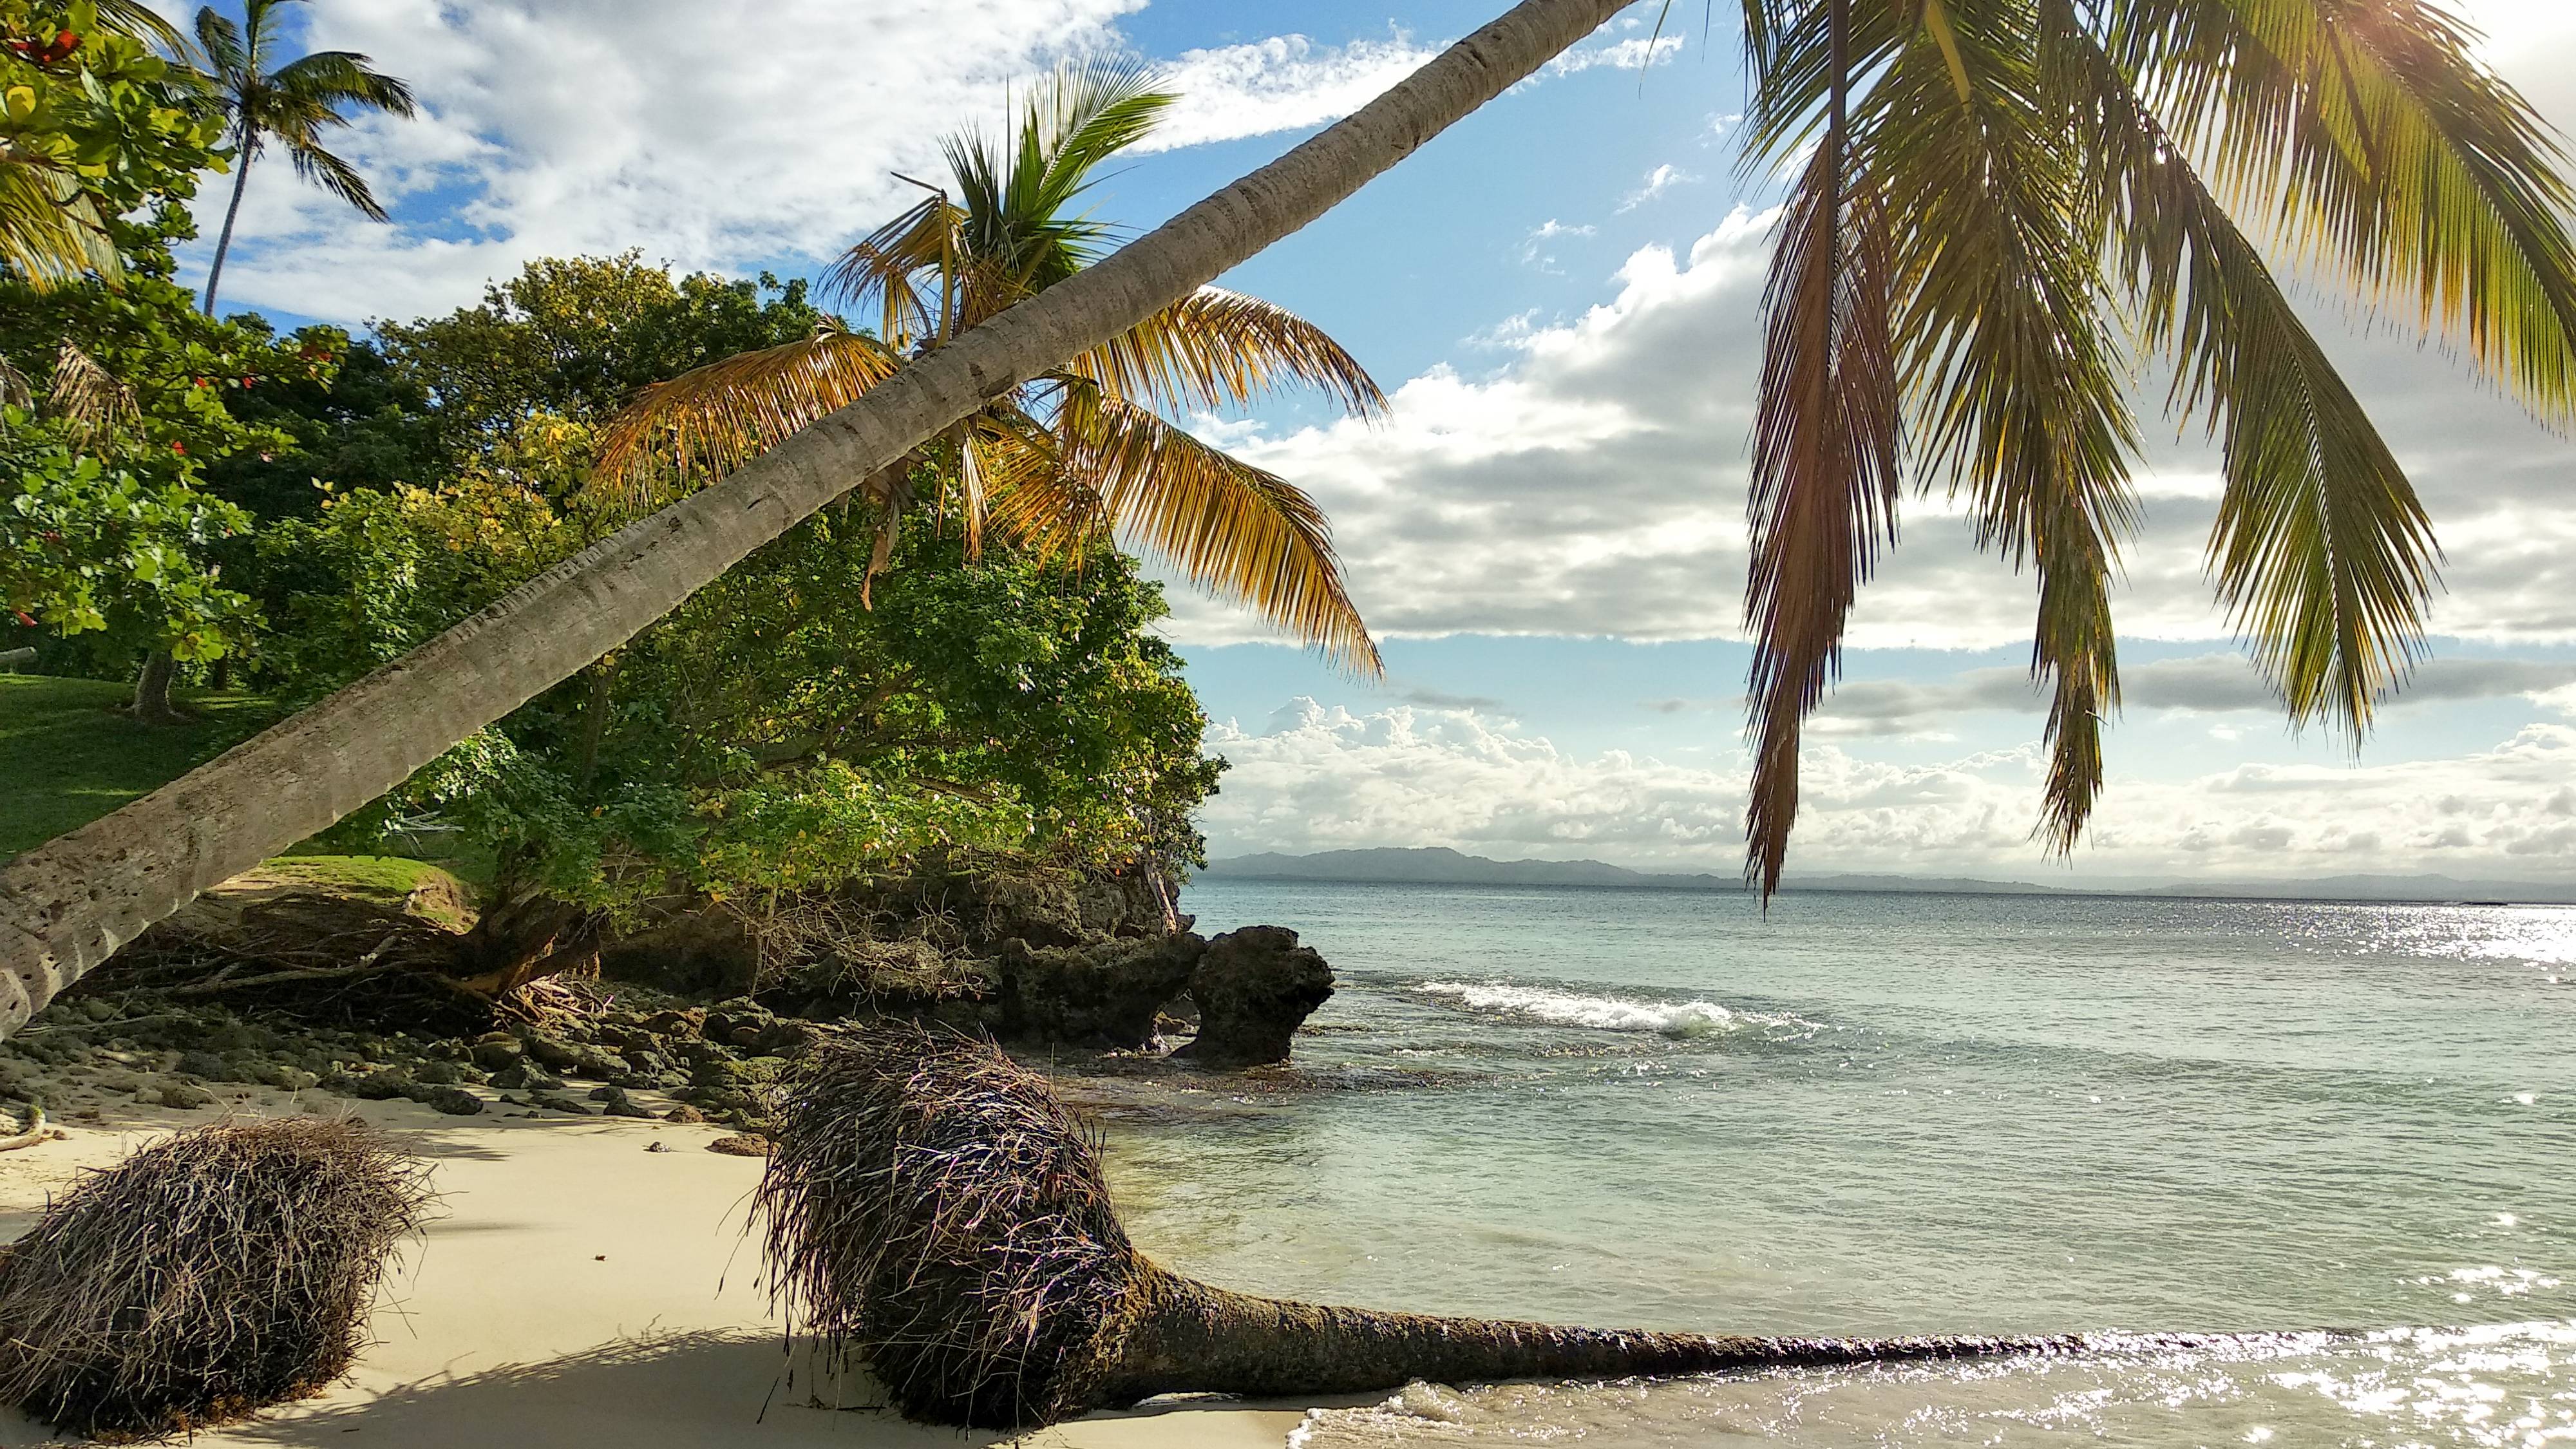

left=2117, top=0, right=2576, bottom=420
left=1071, top=287, right=1389, bottom=417
left=591, top=326, right=904, bottom=503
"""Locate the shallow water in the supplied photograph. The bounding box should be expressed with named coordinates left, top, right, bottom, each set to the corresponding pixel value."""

left=1106, top=881, right=2576, bottom=1447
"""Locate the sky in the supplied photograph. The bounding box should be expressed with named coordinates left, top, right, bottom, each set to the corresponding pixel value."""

left=177, top=0, right=2576, bottom=886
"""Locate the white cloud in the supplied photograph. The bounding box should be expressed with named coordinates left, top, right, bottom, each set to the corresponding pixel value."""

left=1167, top=205, right=2576, bottom=654
left=1544, top=34, right=1684, bottom=76
left=1616, top=162, right=1698, bottom=211
left=1517, top=217, right=1596, bottom=270
left=1201, top=699, right=2576, bottom=878
left=185, top=7, right=1485, bottom=323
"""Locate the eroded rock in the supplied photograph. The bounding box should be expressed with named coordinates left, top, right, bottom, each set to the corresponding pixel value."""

left=1175, top=926, right=1334, bottom=1068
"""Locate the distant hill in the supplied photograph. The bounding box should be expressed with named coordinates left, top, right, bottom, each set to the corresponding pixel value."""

left=1198, top=848, right=2576, bottom=904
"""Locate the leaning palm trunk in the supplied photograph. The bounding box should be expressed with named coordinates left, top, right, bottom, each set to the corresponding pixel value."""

left=0, top=0, right=1633, bottom=1038
left=760, top=1027, right=2143, bottom=1429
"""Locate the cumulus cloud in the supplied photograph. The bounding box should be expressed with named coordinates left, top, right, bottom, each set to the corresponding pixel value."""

left=1170, top=198, right=2576, bottom=652
left=1200, top=699, right=2576, bottom=878
left=185, top=5, right=1622, bottom=323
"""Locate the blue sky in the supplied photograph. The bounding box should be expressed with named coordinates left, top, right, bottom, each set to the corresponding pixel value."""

left=184, top=0, right=2576, bottom=885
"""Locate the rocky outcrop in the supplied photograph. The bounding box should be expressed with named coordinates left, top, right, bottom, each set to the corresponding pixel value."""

left=995, top=934, right=1208, bottom=1051
left=1174, top=926, right=1334, bottom=1068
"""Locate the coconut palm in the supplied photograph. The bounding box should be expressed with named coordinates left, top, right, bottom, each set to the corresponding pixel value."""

left=592, top=62, right=1387, bottom=672
left=3, top=0, right=2571, bottom=1034
left=0, top=0, right=1628, bottom=1037
left=0, top=1, right=193, bottom=290
left=1736, top=0, right=2576, bottom=896
left=193, top=0, right=415, bottom=314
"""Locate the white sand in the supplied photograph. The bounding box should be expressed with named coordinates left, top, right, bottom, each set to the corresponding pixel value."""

left=0, top=1094, right=1312, bottom=1448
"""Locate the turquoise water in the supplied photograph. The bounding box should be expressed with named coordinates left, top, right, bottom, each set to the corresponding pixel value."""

left=1107, top=880, right=2576, bottom=1446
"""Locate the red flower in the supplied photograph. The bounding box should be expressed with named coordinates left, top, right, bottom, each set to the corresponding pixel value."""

left=12, top=611, right=32, bottom=628
left=170, top=441, right=187, bottom=455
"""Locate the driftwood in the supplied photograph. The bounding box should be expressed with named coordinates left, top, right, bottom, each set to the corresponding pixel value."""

left=755, top=1025, right=2160, bottom=1430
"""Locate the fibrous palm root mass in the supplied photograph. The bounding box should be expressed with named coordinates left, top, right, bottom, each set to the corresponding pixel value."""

left=757, top=1023, right=2164, bottom=1429
left=0, top=1115, right=432, bottom=1437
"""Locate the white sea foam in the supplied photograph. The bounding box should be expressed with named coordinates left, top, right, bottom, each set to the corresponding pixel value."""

left=1414, top=981, right=1791, bottom=1038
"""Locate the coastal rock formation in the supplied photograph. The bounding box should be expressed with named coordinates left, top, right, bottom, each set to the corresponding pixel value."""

left=994, top=933, right=1208, bottom=1050
left=1174, top=926, right=1334, bottom=1067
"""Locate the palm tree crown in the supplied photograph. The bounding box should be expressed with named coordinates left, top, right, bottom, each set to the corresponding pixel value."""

left=595, top=61, right=1389, bottom=673
left=194, top=0, right=415, bottom=313
left=1735, top=0, right=2576, bottom=898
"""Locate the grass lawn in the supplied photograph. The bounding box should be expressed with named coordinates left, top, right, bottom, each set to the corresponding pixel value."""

left=0, top=674, right=282, bottom=857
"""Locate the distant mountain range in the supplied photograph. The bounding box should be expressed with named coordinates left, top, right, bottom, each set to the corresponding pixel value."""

left=1200, top=847, right=2576, bottom=904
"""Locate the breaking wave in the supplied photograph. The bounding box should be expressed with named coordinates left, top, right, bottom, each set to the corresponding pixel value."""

left=1413, top=981, right=1811, bottom=1039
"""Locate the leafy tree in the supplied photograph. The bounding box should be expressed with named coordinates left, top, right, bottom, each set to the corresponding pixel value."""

left=192, top=0, right=415, bottom=314
left=0, top=0, right=216, bottom=292
left=596, top=61, right=1388, bottom=670
left=0, top=203, right=337, bottom=713
left=1736, top=0, right=2576, bottom=894
left=373, top=253, right=833, bottom=460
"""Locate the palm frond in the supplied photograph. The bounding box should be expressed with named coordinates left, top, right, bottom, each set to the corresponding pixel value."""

left=46, top=343, right=139, bottom=442
left=95, top=0, right=191, bottom=59
left=825, top=193, right=969, bottom=348
left=1743, top=0, right=1903, bottom=902
left=1070, top=287, right=1388, bottom=417
left=591, top=327, right=902, bottom=504
left=283, top=140, right=388, bottom=222
left=1869, top=0, right=2139, bottom=852
left=1032, top=384, right=1379, bottom=674
left=0, top=352, right=32, bottom=412
left=267, top=52, right=420, bottom=119
left=194, top=7, right=247, bottom=81
left=2117, top=0, right=2576, bottom=421
left=2077, top=26, right=2440, bottom=740
left=0, top=155, right=118, bottom=289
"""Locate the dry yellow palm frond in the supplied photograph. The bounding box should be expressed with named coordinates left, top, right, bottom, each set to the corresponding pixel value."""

left=1069, top=287, right=1388, bottom=417
left=1032, top=385, right=1379, bottom=675
left=591, top=327, right=901, bottom=504
left=46, top=343, right=139, bottom=442
left=825, top=193, right=970, bottom=348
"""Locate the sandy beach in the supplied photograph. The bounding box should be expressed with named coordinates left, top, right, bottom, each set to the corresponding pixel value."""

left=0, top=1093, right=1311, bottom=1449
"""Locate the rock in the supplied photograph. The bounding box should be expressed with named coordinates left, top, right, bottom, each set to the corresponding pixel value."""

left=663, top=1104, right=706, bottom=1124
left=569, top=1048, right=625, bottom=1080
left=488, top=1063, right=565, bottom=1092
left=587, top=1085, right=627, bottom=1104
left=520, top=1033, right=583, bottom=1072
left=175, top=1050, right=229, bottom=1080
left=349, top=1070, right=418, bottom=1101
left=996, top=933, right=1206, bottom=1050
left=598, top=905, right=761, bottom=996
left=1173, top=925, right=1334, bottom=1068
left=421, top=1086, right=484, bottom=1116
left=643, top=1009, right=704, bottom=1037
left=645, top=1140, right=670, bottom=1153
left=151, top=1082, right=217, bottom=1110
left=706, top=1133, right=773, bottom=1157
left=603, top=1099, right=658, bottom=1120
left=530, top=1092, right=595, bottom=1116
left=650, top=1070, right=690, bottom=1092
left=412, top=1059, right=468, bottom=1086
left=471, top=1038, right=526, bottom=1071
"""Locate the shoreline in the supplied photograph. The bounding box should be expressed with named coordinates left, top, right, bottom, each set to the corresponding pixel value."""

left=0, top=1092, right=1322, bottom=1448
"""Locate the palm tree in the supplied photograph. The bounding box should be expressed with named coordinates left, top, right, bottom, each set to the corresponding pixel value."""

left=193, top=0, right=415, bottom=315
left=1, top=0, right=2570, bottom=1034
left=592, top=62, right=1387, bottom=671
left=0, top=0, right=1632, bottom=1036
left=1737, top=0, right=2576, bottom=897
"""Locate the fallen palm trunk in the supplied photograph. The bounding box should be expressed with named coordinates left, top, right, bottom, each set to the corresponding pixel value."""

left=757, top=1026, right=2137, bottom=1429
left=0, top=1117, right=432, bottom=1437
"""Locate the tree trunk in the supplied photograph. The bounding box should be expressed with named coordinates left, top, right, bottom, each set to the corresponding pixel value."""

left=128, top=651, right=188, bottom=726
left=202, top=142, right=254, bottom=316
left=0, top=0, right=1631, bottom=1037
left=1095, top=1264, right=2094, bottom=1407
left=451, top=888, right=603, bottom=998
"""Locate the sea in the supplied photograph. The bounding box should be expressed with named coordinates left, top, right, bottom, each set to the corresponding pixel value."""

left=1101, top=878, right=2576, bottom=1447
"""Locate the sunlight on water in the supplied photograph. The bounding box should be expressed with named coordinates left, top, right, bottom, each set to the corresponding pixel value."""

left=1108, top=883, right=2576, bottom=1448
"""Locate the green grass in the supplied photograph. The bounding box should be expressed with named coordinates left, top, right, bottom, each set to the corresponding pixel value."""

left=0, top=674, right=283, bottom=857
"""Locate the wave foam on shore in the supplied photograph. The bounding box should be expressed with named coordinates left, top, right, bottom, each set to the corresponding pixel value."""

left=1412, top=981, right=1806, bottom=1039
